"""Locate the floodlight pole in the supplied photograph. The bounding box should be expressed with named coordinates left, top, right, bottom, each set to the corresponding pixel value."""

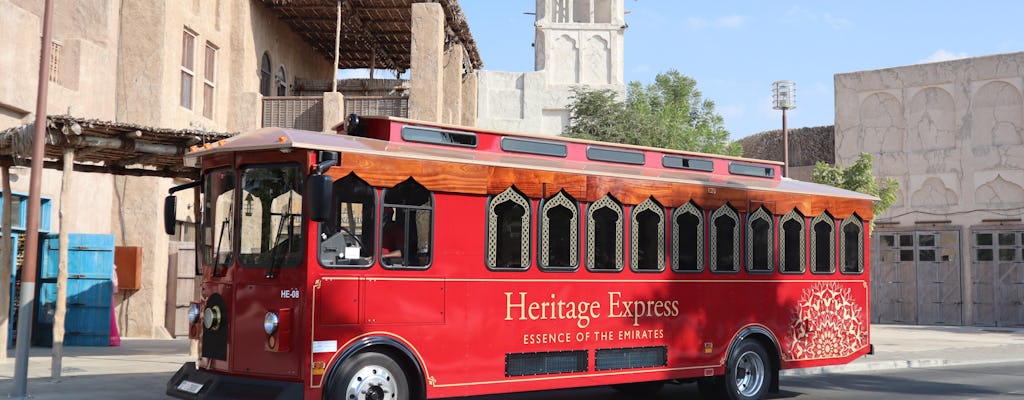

left=772, top=80, right=796, bottom=178
left=13, top=0, right=54, bottom=397
left=782, top=108, right=789, bottom=177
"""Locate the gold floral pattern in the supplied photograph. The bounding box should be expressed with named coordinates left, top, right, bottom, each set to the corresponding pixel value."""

left=785, top=282, right=868, bottom=360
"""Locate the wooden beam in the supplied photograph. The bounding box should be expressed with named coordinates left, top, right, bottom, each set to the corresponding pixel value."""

left=51, top=147, right=74, bottom=378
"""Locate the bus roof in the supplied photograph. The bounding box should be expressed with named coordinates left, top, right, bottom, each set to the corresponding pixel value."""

left=184, top=117, right=878, bottom=203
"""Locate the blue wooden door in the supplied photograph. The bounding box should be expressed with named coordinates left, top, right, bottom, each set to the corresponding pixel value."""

left=5, top=233, right=17, bottom=347
left=36, top=234, right=114, bottom=346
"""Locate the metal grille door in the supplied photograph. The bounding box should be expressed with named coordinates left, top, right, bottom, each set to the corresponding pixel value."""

left=874, top=233, right=917, bottom=323
left=915, top=232, right=962, bottom=325
left=973, top=230, right=1024, bottom=327
left=873, top=230, right=962, bottom=325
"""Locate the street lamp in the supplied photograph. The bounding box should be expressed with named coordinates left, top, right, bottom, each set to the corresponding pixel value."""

left=772, top=80, right=796, bottom=177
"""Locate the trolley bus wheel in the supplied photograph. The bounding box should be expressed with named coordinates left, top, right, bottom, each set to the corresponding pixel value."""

left=699, top=339, right=772, bottom=400
left=328, top=352, right=410, bottom=400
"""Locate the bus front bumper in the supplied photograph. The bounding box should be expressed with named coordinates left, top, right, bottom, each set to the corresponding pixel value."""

left=166, top=362, right=304, bottom=400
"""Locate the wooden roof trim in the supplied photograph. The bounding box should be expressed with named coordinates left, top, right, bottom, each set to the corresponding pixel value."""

left=0, top=115, right=233, bottom=179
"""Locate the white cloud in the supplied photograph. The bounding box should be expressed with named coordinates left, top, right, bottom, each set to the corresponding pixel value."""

left=784, top=6, right=817, bottom=23
left=717, top=15, right=747, bottom=28
left=823, top=13, right=851, bottom=30
left=687, top=17, right=710, bottom=30
left=784, top=6, right=850, bottom=30
left=920, top=49, right=968, bottom=64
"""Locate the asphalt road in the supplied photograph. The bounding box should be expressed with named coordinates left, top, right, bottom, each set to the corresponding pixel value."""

left=459, top=361, right=1024, bottom=400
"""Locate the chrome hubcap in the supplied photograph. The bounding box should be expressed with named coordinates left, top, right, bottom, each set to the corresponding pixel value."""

left=346, top=365, right=397, bottom=400
left=734, top=350, right=765, bottom=397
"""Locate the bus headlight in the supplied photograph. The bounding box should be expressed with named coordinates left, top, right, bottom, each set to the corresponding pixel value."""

left=203, top=305, right=221, bottom=330
left=187, top=303, right=200, bottom=324
left=264, top=312, right=279, bottom=335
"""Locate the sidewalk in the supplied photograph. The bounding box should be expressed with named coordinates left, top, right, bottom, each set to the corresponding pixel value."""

left=1, top=325, right=1023, bottom=399
left=784, top=324, right=1024, bottom=375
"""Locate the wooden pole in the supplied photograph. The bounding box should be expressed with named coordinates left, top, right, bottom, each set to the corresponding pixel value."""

left=51, top=148, right=74, bottom=378
left=14, top=0, right=54, bottom=395
left=0, top=166, right=13, bottom=363
left=332, top=0, right=341, bottom=93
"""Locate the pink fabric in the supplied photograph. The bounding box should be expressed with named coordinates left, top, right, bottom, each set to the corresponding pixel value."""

left=110, top=264, right=121, bottom=346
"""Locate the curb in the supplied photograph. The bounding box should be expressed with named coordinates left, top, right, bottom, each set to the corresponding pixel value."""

left=782, top=357, right=1024, bottom=376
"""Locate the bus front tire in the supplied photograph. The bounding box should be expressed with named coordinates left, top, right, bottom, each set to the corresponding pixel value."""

left=699, top=339, right=772, bottom=400
left=327, top=351, right=410, bottom=400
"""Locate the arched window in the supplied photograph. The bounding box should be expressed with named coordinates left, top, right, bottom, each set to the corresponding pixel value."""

left=319, top=173, right=375, bottom=268
left=381, top=178, right=433, bottom=269
left=487, top=186, right=531, bottom=270
left=779, top=209, right=806, bottom=274
left=276, top=65, right=287, bottom=96
left=710, top=204, right=740, bottom=272
left=672, top=201, right=703, bottom=272
left=631, top=197, right=665, bottom=272
left=259, top=52, right=272, bottom=96
left=539, top=190, right=579, bottom=270
left=746, top=207, right=774, bottom=272
left=811, top=212, right=836, bottom=273
left=841, top=214, right=864, bottom=274
left=587, top=194, right=623, bottom=271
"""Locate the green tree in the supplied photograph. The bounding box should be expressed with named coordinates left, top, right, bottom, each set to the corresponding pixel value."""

left=811, top=153, right=899, bottom=221
left=563, top=70, right=742, bottom=156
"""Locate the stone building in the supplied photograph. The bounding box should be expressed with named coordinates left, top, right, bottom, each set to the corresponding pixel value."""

left=834, top=51, right=1024, bottom=327
left=475, top=0, right=626, bottom=135
left=0, top=0, right=481, bottom=339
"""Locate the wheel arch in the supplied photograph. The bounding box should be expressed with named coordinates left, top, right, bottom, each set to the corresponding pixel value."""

left=324, top=336, right=427, bottom=400
left=727, top=325, right=782, bottom=393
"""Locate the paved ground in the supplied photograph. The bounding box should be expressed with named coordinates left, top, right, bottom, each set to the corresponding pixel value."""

left=0, top=324, right=1022, bottom=399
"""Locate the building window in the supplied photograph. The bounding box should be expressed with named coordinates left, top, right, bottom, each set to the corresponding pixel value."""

left=259, top=52, right=272, bottom=96
left=710, top=204, right=740, bottom=272
left=276, top=65, right=287, bottom=96
left=180, top=30, right=196, bottom=109
left=811, top=212, right=836, bottom=273
left=746, top=207, right=774, bottom=273
left=539, top=190, right=579, bottom=270
left=587, top=194, right=623, bottom=271
left=553, top=0, right=570, bottom=23
left=49, top=40, right=62, bottom=84
left=779, top=209, right=806, bottom=274
left=573, top=0, right=591, bottom=22
left=594, top=0, right=611, bottom=23
left=631, top=197, right=665, bottom=272
left=840, top=214, right=864, bottom=274
left=381, top=178, right=433, bottom=269
left=487, top=186, right=531, bottom=270
left=671, top=201, right=703, bottom=272
left=203, top=42, right=217, bottom=119
left=319, top=173, right=376, bottom=268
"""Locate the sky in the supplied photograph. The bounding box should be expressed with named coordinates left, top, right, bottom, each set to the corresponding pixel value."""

left=457, top=1, right=1024, bottom=140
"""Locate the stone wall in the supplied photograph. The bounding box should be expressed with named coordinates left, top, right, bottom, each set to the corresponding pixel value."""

left=476, top=0, right=625, bottom=135
left=835, top=52, right=1024, bottom=223
left=737, top=125, right=834, bottom=181
left=834, top=51, right=1024, bottom=326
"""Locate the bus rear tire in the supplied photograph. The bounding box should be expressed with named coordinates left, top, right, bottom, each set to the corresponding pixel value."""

left=327, top=351, right=410, bottom=400
left=699, top=339, right=772, bottom=400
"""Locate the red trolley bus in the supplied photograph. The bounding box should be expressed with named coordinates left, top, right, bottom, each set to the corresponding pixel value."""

left=165, top=115, right=876, bottom=400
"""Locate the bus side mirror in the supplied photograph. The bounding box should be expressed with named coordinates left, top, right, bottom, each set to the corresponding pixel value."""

left=164, top=195, right=177, bottom=235
left=307, top=174, right=332, bottom=222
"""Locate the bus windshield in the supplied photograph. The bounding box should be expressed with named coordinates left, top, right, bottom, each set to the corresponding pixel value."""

left=236, top=164, right=304, bottom=269
left=201, top=168, right=235, bottom=269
